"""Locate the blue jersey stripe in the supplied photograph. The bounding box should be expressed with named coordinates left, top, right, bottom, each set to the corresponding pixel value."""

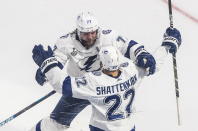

left=35, top=120, right=42, bottom=131
left=89, top=125, right=105, bottom=131
left=62, top=76, right=73, bottom=97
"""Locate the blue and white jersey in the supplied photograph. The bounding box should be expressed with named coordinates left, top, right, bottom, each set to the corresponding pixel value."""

left=53, top=28, right=144, bottom=77
left=45, top=56, right=146, bottom=131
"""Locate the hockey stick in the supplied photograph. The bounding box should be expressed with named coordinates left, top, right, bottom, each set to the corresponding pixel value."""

left=0, top=90, right=56, bottom=127
left=167, top=0, right=181, bottom=126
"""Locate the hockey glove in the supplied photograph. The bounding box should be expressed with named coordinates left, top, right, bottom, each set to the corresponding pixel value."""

left=35, top=68, right=47, bottom=86
left=162, top=27, right=182, bottom=54
left=32, top=44, right=62, bottom=74
left=136, top=52, right=156, bottom=76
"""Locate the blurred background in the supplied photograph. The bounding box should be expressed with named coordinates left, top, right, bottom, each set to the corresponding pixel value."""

left=0, top=0, right=197, bottom=130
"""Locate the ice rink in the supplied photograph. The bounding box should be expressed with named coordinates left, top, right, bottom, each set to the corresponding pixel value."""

left=0, top=0, right=198, bottom=130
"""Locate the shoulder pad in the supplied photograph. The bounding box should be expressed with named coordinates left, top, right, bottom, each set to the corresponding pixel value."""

left=55, top=32, right=75, bottom=49
left=100, top=29, right=119, bottom=40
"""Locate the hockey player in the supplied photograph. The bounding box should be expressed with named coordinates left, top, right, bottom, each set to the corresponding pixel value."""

left=31, top=26, right=181, bottom=131
left=30, top=11, right=178, bottom=131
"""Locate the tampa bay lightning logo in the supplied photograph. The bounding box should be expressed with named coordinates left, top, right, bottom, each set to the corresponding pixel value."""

left=102, top=29, right=112, bottom=34
left=80, top=55, right=97, bottom=71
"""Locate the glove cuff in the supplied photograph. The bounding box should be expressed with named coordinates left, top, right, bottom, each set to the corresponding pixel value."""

left=40, top=57, right=58, bottom=74
left=134, top=46, right=147, bottom=58
left=163, top=36, right=179, bottom=48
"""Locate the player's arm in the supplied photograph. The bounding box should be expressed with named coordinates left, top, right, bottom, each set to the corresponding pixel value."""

left=45, top=67, right=91, bottom=99
left=34, top=36, right=70, bottom=86
left=32, top=45, right=90, bottom=98
left=137, top=27, right=182, bottom=77
left=154, top=27, right=181, bottom=72
left=53, top=37, right=70, bottom=66
left=109, top=30, right=156, bottom=76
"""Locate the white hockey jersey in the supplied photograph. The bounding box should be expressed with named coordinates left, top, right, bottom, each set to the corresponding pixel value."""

left=53, top=28, right=144, bottom=77
left=45, top=56, right=147, bottom=131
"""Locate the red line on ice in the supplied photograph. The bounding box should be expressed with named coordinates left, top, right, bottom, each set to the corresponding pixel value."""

left=162, top=0, right=198, bottom=24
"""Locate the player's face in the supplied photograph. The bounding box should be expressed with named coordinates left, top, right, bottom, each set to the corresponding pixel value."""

left=80, top=31, right=97, bottom=49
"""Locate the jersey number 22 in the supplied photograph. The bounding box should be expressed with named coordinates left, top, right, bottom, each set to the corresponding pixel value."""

left=104, top=88, right=135, bottom=121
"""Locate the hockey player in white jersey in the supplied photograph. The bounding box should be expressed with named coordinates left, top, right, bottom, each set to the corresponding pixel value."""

left=31, top=11, right=180, bottom=131
left=32, top=27, right=182, bottom=131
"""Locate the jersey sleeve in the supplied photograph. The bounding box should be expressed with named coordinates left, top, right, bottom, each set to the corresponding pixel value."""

left=53, top=37, right=69, bottom=66
left=45, top=67, right=92, bottom=100
left=134, top=46, right=170, bottom=78
left=122, top=56, right=147, bottom=79
left=153, top=46, right=170, bottom=72
left=104, top=30, right=146, bottom=62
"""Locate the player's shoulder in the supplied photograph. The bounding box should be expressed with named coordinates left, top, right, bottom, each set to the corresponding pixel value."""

left=98, top=28, right=119, bottom=47
left=120, top=56, right=137, bottom=70
left=83, top=71, right=102, bottom=84
left=58, top=30, right=76, bottom=41
left=75, top=72, right=101, bottom=89
left=57, top=30, right=76, bottom=42
left=91, top=70, right=102, bottom=76
left=99, top=27, right=128, bottom=47
left=55, top=30, right=77, bottom=47
left=99, top=27, right=118, bottom=38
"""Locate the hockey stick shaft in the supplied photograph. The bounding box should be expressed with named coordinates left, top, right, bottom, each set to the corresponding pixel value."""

left=168, top=0, right=174, bottom=28
left=0, top=90, right=56, bottom=127
left=172, top=53, right=181, bottom=125
left=168, top=0, right=181, bottom=125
